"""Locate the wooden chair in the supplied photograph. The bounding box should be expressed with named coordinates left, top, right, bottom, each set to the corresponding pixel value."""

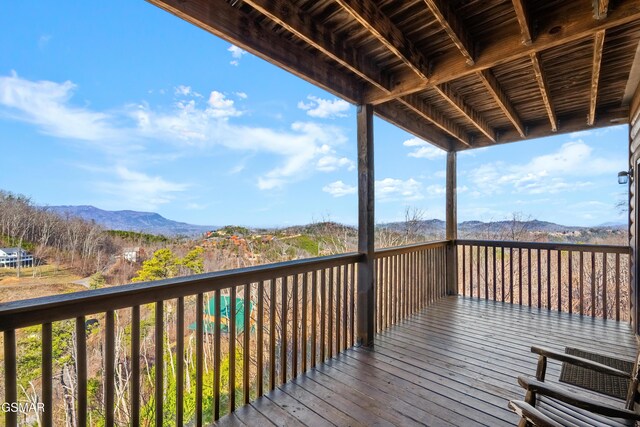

left=509, top=346, right=640, bottom=427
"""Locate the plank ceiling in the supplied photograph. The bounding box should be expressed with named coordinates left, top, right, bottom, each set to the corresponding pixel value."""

left=148, top=0, right=640, bottom=151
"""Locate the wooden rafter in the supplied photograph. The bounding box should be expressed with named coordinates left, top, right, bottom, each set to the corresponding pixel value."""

left=366, top=0, right=640, bottom=104
left=333, top=0, right=431, bottom=80
left=374, top=102, right=454, bottom=150
left=423, top=0, right=475, bottom=65
left=148, top=0, right=362, bottom=103
left=530, top=52, right=557, bottom=132
left=433, top=84, right=495, bottom=141
left=589, top=30, right=606, bottom=125
left=399, top=95, right=472, bottom=146
left=511, top=0, right=532, bottom=45
left=594, top=0, right=610, bottom=20
left=241, top=0, right=391, bottom=93
left=476, top=70, right=526, bottom=138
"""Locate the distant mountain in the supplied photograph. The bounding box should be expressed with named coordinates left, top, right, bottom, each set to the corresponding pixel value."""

left=48, top=205, right=217, bottom=236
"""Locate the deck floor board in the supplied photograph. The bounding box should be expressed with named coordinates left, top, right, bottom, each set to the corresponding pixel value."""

left=214, top=296, right=636, bottom=426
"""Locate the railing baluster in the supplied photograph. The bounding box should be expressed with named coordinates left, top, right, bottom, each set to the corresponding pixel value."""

left=537, top=249, right=541, bottom=309
left=484, top=246, right=488, bottom=300
left=558, top=250, right=562, bottom=311
left=196, top=293, right=204, bottom=424
left=292, top=275, right=298, bottom=379
left=75, top=317, right=86, bottom=427
left=501, top=246, right=505, bottom=302
left=4, top=330, right=17, bottom=427
left=328, top=267, right=334, bottom=357
left=616, top=253, right=621, bottom=321
left=301, top=273, right=308, bottom=373
left=493, top=246, right=497, bottom=301
left=603, top=253, right=608, bottom=320
left=568, top=252, right=573, bottom=314
left=42, top=323, right=53, bottom=427
left=320, top=269, right=326, bottom=362
left=350, top=262, right=355, bottom=346
left=107, top=310, right=116, bottom=427
left=311, top=271, right=317, bottom=368
left=279, top=277, right=287, bottom=385
left=243, top=284, right=251, bottom=402
left=518, top=248, right=522, bottom=305
left=269, top=279, right=276, bottom=392
left=257, top=281, right=264, bottom=397
left=214, top=289, right=221, bottom=420
left=230, top=286, right=237, bottom=412
left=342, top=264, right=348, bottom=350
left=527, top=249, right=532, bottom=306
left=510, top=247, right=514, bottom=304
left=462, top=245, right=466, bottom=297
left=579, top=251, right=584, bottom=315
left=131, top=305, right=140, bottom=427
left=470, top=246, right=474, bottom=298
left=547, top=250, right=551, bottom=310
left=335, top=266, right=340, bottom=351
left=176, top=298, right=184, bottom=427
left=591, top=252, right=596, bottom=317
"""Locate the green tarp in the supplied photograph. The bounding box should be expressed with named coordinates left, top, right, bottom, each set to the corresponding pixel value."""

left=188, top=296, right=254, bottom=335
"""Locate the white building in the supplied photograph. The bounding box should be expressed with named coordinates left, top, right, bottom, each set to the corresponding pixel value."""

left=0, top=247, right=34, bottom=268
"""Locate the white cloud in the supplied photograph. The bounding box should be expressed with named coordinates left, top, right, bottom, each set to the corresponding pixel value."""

left=235, top=92, right=248, bottom=99
left=467, top=140, right=617, bottom=196
left=316, top=156, right=355, bottom=172
left=96, top=166, right=189, bottom=210
left=0, top=71, right=123, bottom=142
left=38, top=35, right=51, bottom=49
left=0, top=73, right=352, bottom=191
left=297, top=95, right=350, bottom=119
left=376, top=178, right=423, bottom=202
left=323, top=181, right=356, bottom=197
left=228, top=45, right=248, bottom=66
left=402, top=138, right=446, bottom=159
left=175, top=85, right=192, bottom=96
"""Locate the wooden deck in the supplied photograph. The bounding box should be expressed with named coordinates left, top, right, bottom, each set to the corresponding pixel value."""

left=215, top=296, right=636, bottom=427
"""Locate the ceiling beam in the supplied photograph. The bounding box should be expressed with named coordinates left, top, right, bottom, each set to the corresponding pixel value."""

left=366, top=0, right=640, bottom=104
left=423, top=0, right=475, bottom=65
left=474, top=106, right=629, bottom=148
left=147, top=0, right=362, bottom=103
left=374, top=102, right=454, bottom=151
left=589, top=30, right=606, bottom=125
left=433, top=84, right=495, bottom=141
left=594, top=0, right=610, bottom=20
left=476, top=70, right=526, bottom=137
left=241, top=0, right=391, bottom=93
left=530, top=52, right=557, bottom=132
left=333, top=0, right=431, bottom=80
left=511, top=0, right=533, bottom=45
left=399, top=95, right=472, bottom=146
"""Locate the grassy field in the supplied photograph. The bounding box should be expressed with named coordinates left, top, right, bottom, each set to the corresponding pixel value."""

left=0, top=265, right=87, bottom=303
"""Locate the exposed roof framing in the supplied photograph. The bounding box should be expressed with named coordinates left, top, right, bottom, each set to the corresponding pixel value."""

left=511, top=0, right=533, bottom=45
left=476, top=70, right=526, bottom=138
left=530, top=52, right=557, bottom=132
left=149, top=0, right=640, bottom=151
left=589, top=30, right=606, bottom=126
left=423, top=0, right=475, bottom=65
left=433, top=83, right=495, bottom=142
left=333, top=0, right=431, bottom=80
left=595, top=0, right=610, bottom=20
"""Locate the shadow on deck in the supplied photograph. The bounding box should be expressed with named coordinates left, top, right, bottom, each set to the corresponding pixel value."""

left=216, top=296, right=636, bottom=427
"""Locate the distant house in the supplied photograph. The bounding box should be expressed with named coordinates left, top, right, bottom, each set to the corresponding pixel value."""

left=0, top=247, right=34, bottom=268
left=123, top=247, right=144, bottom=263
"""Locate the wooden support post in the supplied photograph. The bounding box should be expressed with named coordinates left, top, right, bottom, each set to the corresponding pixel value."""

left=446, top=151, right=458, bottom=295
left=357, top=104, right=375, bottom=347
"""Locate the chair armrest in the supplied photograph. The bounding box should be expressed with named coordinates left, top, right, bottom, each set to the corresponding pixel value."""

left=508, top=400, right=564, bottom=427
left=531, top=346, right=631, bottom=379
left=518, top=376, right=640, bottom=421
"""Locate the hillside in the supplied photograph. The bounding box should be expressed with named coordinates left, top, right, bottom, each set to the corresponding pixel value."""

left=48, top=205, right=217, bottom=236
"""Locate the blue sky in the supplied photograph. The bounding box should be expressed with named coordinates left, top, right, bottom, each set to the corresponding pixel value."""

left=0, top=1, right=629, bottom=227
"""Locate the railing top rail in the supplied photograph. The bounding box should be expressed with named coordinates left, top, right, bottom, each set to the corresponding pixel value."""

left=455, top=239, right=631, bottom=254
left=0, top=252, right=362, bottom=331
left=374, top=240, right=449, bottom=258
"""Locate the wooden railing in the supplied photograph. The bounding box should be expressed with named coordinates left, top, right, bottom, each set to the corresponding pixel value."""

left=374, top=241, right=448, bottom=333
left=456, top=240, right=631, bottom=321
left=0, top=253, right=361, bottom=427
left=0, top=242, right=450, bottom=427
